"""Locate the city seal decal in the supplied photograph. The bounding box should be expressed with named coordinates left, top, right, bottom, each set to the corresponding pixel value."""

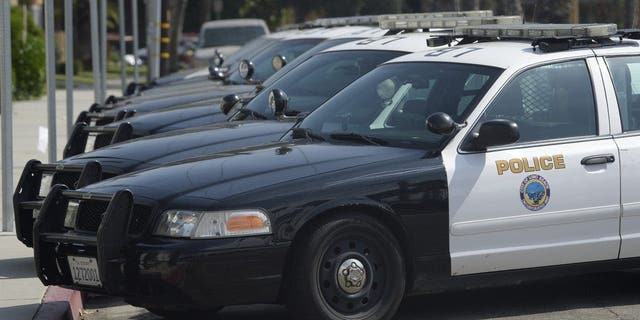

left=519, top=174, right=550, bottom=211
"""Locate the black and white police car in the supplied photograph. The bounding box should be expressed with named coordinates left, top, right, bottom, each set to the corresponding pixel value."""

left=15, top=13, right=521, bottom=248
left=32, top=23, right=640, bottom=319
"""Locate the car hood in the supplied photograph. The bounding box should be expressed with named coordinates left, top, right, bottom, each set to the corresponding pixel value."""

left=101, top=101, right=229, bottom=136
left=103, top=84, right=255, bottom=117
left=79, top=142, right=426, bottom=204
left=68, top=120, right=293, bottom=172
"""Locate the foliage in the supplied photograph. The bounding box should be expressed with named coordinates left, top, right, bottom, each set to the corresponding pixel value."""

left=10, top=6, right=46, bottom=100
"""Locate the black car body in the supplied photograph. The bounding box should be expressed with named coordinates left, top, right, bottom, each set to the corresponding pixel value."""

left=32, top=142, right=443, bottom=309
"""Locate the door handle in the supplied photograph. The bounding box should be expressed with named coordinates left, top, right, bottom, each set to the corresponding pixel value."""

left=581, top=154, right=615, bottom=165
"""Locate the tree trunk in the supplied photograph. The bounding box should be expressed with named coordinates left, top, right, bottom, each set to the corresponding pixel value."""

left=569, top=0, right=579, bottom=23
left=625, top=0, right=639, bottom=28
left=169, top=0, right=188, bottom=72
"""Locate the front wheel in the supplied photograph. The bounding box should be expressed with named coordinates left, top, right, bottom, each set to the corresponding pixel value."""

left=287, top=212, right=405, bottom=320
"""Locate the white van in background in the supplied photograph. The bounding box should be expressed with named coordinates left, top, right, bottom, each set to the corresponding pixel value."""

left=194, top=18, right=269, bottom=66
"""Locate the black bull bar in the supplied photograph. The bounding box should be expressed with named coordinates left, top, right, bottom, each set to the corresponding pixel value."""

left=33, top=186, right=133, bottom=294
left=14, top=160, right=106, bottom=247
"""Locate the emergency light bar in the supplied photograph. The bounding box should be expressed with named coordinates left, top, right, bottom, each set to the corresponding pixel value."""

left=310, top=15, right=380, bottom=27
left=378, top=10, right=493, bottom=22
left=379, top=15, right=523, bottom=30
left=455, top=23, right=618, bottom=38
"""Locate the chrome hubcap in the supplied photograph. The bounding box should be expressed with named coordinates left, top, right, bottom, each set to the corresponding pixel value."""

left=336, top=258, right=367, bottom=294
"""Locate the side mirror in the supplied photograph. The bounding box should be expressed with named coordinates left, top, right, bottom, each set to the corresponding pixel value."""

left=212, top=50, right=224, bottom=67
left=220, top=94, right=241, bottom=115
left=467, top=119, right=520, bottom=150
left=426, top=112, right=460, bottom=135
left=238, top=59, right=255, bottom=81
left=269, top=89, right=289, bottom=116
left=271, top=55, right=287, bottom=71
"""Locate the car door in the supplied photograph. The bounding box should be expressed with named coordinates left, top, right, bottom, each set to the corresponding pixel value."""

left=599, top=53, right=640, bottom=259
left=442, top=58, right=621, bottom=275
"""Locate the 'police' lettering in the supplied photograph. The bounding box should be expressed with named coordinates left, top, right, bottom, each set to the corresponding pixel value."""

left=496, top=154, right=566, bottom=175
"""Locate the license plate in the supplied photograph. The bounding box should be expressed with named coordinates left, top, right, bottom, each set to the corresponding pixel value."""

left=67, top=256, right=102, bottom=287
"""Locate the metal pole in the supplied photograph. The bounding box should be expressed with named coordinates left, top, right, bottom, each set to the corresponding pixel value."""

left=100, top=0, right=107, bottom=102
left=147, top=0, right=161, bottom=81
left=65, top=0, right=74, bottom=136
left=89, top=0, right=101, bottom=103
left=1, top=0, right=14, bottom=231
left=118, top=0, right=127, bottom=94
left=45, top=0, right=57, bottom=162
left=132, top=0, right=140, bottom=83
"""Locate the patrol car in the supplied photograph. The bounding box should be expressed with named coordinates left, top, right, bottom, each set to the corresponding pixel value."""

left=65, top=12, right=508, bottom=157
left=15, top=14, right=520, bottom=248
left=35, top=23, right=639, bottom=319
left=83, top=24, right=388, bottom=130
left=66, top=26, right=390, bottom=157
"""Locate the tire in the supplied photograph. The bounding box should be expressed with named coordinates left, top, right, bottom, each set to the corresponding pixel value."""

left=146, top=307, right=222, bottom=319
left=286, top=212, right=405, bottom=320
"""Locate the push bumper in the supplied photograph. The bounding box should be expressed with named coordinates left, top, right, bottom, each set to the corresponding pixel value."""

left=63, top=121, right=134, bottom=158
left=14, top=160, right=113, bottom=247
left=33, top=186, right=289, bottom=310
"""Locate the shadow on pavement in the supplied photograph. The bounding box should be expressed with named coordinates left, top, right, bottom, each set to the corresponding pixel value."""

left=85, top=271, right=640, bottom=320
left=398, top=271, right=640, bottom=319
left=0, top=257, right=37, bottom=280
left=0, top=303, right=41, bottom=320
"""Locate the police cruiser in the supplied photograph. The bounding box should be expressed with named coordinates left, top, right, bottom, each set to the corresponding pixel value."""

left=15, top=13, right=519, bottom=248
left=69, top=26, right=391, bottom=155
left=66, top=12, right=515, bottom=157
left=33, top=23, right=636, bottom=319
left=81, top=25, right=389, bottom=128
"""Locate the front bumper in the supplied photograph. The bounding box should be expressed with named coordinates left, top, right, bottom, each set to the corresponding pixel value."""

left=33, top=186, right=289, bottom=310
left=14, top=160, right=117, bottom=247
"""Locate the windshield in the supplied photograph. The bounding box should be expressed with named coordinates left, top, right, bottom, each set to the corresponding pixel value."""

left=231, top=50, right=405, bottom=121
left=297, top=62, right=503, bottom=149
left=261, top=37, right=365, bottom=88
left=200, top=26, right=266, bottom=48
left=227, top=38, right=324, bottom=84
left=220, top=36, right=275, bottom=68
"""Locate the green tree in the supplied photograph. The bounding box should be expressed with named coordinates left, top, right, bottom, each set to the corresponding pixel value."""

left=10, top=5, right=46, bottom=100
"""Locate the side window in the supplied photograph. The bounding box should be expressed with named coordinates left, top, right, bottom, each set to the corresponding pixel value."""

left=479, top=60, right=597, bottom=144
left=605, top=56, right=640, bottom=132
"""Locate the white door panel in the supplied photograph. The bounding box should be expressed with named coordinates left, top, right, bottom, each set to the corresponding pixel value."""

left=595, top=54, right=640, bottom=258
left=615, top=136, right=640, bottom=258
left=445, top=140, right=621, bottom=275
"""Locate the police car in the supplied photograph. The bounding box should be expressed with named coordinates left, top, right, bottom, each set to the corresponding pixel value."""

left=65, top=12, right=513, bottom=158
left=15, top=14, right=520, bottom=248
left=72, top=25, right=393, bottom=157
left=33, top=23, right=638, bottom=319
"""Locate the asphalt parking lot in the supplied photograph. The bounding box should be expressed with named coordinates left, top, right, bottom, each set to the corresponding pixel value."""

left=81, top=270, right=640, bottom=320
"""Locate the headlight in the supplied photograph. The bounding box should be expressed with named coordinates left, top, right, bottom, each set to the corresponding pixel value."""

left=39, top=173, right=54, bottom=198
left=153, top=209, right=271, bottom=239
left=64, top=201, right=79, bottom=229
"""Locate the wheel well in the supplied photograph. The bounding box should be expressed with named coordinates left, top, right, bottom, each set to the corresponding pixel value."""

left=277, top=204, right=414, bottom=302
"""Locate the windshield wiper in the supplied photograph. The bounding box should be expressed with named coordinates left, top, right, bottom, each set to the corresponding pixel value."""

left=238, top=108, right=268, bottom=120
left=329, top=133, right=387, bottom=146
left=291, top=127, right=326, bottom=142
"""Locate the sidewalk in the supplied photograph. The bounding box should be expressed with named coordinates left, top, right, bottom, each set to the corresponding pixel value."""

left=0, top=89, right=117, bottom=320
left=0, top=232, right=44, bottom=320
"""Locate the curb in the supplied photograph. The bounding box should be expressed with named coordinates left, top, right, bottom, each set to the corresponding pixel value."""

left=33, top=286, right=84, bottom=320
